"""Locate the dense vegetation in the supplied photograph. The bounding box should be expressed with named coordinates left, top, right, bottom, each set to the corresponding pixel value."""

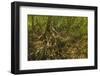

left=28, top=15, right=88, bottom=60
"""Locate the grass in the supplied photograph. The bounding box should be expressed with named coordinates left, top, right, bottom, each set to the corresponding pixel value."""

left=28, top=15, right=88, bottom=60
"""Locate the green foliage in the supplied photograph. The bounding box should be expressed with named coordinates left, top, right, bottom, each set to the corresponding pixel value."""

left=28, top=15, right=88, bottom=60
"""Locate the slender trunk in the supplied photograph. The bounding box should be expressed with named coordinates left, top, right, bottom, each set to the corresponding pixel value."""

left=32, top=16, right=34, bottom=30
left=45, top=16, right=52, bottom=34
